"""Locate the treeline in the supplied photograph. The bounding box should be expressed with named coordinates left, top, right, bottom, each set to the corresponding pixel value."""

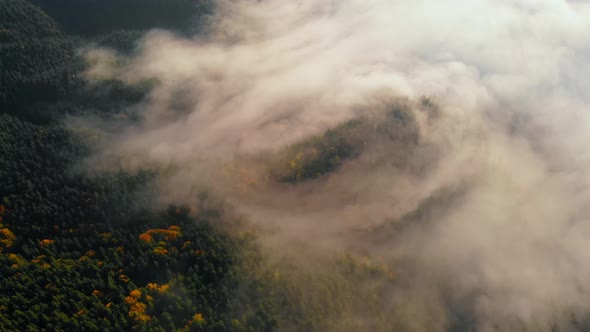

left=30, top=0, right=213, bottom=36
left=0, top=0, right=85, bottom=119
left=0, top=0, right=211, bottom=123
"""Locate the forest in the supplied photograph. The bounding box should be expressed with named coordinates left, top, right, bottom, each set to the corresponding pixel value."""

left=0, top=1, right=396, bottom=330
left=0, top=1, right=283, bottom=330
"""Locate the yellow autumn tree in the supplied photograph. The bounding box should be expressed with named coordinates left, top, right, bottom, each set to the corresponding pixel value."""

left=139, top=233, right=153, bottom=242
left=0, top=227, right=16, bottom=251
left=153, top=247, right=168, bottom=255
left=39, top=239, right=55, bottom=247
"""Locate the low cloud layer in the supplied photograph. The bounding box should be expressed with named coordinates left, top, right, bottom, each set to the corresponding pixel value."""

left=81, top=0, right=590, bottom=330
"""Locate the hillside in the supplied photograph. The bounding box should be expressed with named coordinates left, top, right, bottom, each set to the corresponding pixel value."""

left=0, top=0, right=84, bottom=118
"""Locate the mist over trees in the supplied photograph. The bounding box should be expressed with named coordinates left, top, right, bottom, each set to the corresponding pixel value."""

left=0, top=1, right=410, bottom=329
left=3, top=0, right=590, bottom=331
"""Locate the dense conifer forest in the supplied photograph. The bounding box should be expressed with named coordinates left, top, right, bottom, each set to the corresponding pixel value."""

left=0, top=1, right=285, bottom=330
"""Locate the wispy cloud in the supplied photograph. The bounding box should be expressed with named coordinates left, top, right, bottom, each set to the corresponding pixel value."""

left=80, top=1, right=590, bottom=330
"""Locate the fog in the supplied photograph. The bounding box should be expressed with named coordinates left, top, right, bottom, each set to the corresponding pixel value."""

left=81, top=0, right=590, bottom=330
